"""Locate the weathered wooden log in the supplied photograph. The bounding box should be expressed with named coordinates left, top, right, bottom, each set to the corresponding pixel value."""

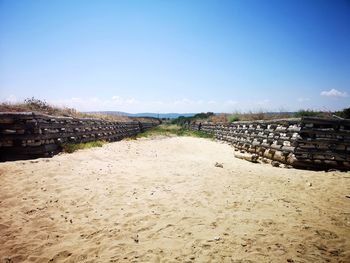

left=234, top=152, right=259, bottom=163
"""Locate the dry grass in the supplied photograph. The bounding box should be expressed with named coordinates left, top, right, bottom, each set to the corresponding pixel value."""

left=0, top=99, right=158, bottom=123
left=135, top=124, right=214, bottom=139
left=210, top=113, right=229, bottom=123
left=211, top=111, right=338, bottom=123
left=209, top=112, right=284, bottom=123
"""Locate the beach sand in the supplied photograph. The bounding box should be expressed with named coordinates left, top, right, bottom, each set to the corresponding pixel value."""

left=0, top=136, right=349, bottom=263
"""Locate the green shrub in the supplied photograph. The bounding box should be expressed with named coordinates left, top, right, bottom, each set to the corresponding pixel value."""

left=294, top=109, right=320, bottom=117
left=171, top=112, right=214, bottom=125
left=227, top=114, right=240, bottom=122
left=62, top=140, right=107, bottom=153
left=335, top=107, right=350, bottom=119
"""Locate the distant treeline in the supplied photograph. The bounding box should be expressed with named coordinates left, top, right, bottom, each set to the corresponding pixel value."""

left=171, top=112, right=215, bottom=125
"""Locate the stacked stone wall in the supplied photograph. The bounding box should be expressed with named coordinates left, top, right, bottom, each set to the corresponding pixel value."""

left=0, top=112, right=158, bottom=160
left=185, top=117, right=350, bottom=170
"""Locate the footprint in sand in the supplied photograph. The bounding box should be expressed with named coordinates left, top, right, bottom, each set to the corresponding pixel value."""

left=49, top=250, right=72, bottom=262
left=315, top=229, right=338, bottom=239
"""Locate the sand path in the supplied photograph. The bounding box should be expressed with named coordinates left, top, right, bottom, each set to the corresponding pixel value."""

left=0, top=136, right=349, bottom=263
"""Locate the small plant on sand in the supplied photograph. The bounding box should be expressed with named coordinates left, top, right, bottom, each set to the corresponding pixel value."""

left=62, top=140, right=107, bottom=153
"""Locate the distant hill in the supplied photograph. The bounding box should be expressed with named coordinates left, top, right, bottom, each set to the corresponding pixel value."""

left=85, top=111, right=197, bottom=119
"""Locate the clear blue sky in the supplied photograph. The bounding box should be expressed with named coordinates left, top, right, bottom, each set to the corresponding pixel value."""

left=1, top=0, right=349, bottom=113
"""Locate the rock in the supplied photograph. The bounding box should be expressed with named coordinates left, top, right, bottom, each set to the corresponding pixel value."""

left=327, top=169, right=338, bottom=172
left=271, top=161, right=281, bottom=167
left=281, top=164, right=292, bottom=169
left=132, top=234, right=139, bottom=243
left=273, top=150, right=287, bottom=163
left=260, top=158, right=270, bottom=164
left=215, top=162, right=223, bottom=168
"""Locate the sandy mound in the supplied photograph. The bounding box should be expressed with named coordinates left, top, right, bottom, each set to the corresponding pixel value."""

left=0, top=137, right=349, bottom=262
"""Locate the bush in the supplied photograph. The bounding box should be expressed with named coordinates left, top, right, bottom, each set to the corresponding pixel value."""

left=172, top=112, right=215, bottom=125
left=22, top=97, right=78, bottom=116
left=193, top=112, right=214, bottom=119
left=210, top=113, right=228, bottom=123
left=0, top=97, right=157, bottom=123
left=294, top=109, right=320, bottom=117
left=227, top=115, right=240, bottom=122
left=335, top=107, right=350, bottom=119
left=24, top=97, right=52, bottom=112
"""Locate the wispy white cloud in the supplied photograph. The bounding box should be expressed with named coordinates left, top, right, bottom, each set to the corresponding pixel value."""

left=320, top=89, right=347, bottom=98
left=174, top=98, right=193, bottom=105
left=51, top=96, right=140, bottom=112
left=257, top=99, right=270, bottom=106
left=111, top=96, right=139, bottom=105
left=225, top=100, right=238, bottom=105
left=297, top=97, right=310, bottom=102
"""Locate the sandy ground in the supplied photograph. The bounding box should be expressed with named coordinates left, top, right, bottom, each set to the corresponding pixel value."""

left=0, top=136, right=349, bottom=263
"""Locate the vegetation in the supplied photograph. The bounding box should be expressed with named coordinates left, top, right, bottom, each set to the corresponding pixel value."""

left=334, top=107, right=350, bottom=119
left=294, top=109, right=328, bottom=118
left=294, top=108, right=350, bottom=119
left=171, top=112, right=214, bottom=125
left=135, top=124, right=214, bottom=139
left=172, top=111, right=294, bottom=124
left=171, top=108, right=350, bottom=125
left=63, top=125, right=213, bottom=153
left=221, top=111, right=294, bottom=122
left=171, top=111, right=296, bottom=124
left=227, top=114, right=240, bottom=122
left=0, top=97, right=158, bottom=123
left=0, top=97, right=81, bottom=116
left=2, top=98, right=349, bottom=125
left=62, top=140, right=107, bottom=153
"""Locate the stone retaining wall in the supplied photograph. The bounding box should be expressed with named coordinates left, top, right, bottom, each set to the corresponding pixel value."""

left=185, top=117, right=350, bottom=170
left=0, top=112, right=158, bottom=161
